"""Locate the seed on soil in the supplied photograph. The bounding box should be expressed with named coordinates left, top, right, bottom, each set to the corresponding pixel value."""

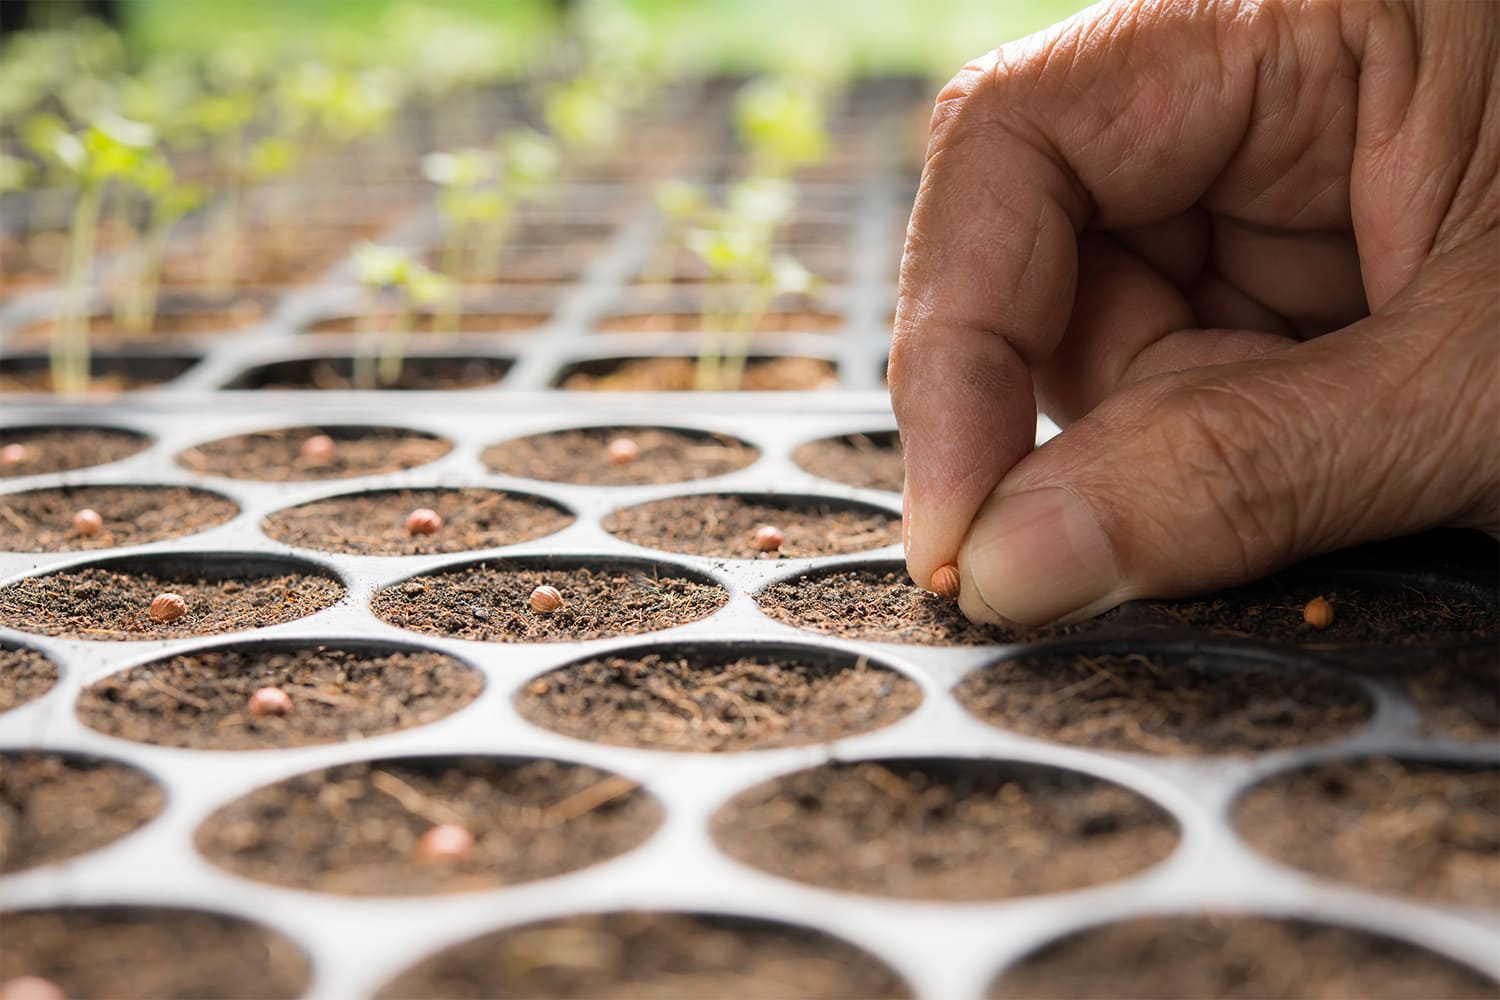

left=604, top=494, right=898, bottom=559
left=300, top=434, right=336, bottom=463
left=931, top=563, right=960, bottom=600
left=248, top=686, right=293, bottom=718
left=529, top=585, right=563, bottom=613
left=414, top=824, right=475, bottom=863
left=406, top=508, right=443, bottom=536
left=481, top=425, right=757, bottom=487
left=70, top=509, right=104, bottom=538
left=1, top=426, right=151, bottom=478
left=148, top=593, right=188, bottom=623
left=0, top=977, right=66, bottom=1000
left=178, top=425, right=451, bottom=482
left=606, top=437, right=642, bottom=464
left=751, top=524, right=783, bottom=553
left=0, top=444, right=29, bottom=467
left=1304, top=595, right=1334, bottom=629
left=0, top=486, right=241, bottom=554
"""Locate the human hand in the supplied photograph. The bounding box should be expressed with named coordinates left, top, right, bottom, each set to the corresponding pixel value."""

left=891, top=0, right=1498, bottom=626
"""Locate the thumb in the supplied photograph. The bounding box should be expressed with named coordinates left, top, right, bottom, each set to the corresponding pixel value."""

left=954, top=246, right=1499, bottom=627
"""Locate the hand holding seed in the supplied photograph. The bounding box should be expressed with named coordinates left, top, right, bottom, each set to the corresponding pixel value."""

left=148, top=592, right=188, bottom=623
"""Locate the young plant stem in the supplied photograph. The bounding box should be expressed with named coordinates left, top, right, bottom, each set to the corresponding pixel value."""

left=377, top=292, right=415, bottom=386
left=695, top=281, right=730, bottom=391
left=206, top=128, right=245, bottom=293
left=54, top=182, right=103, bottom=394
left=353, top=300, right=380, bottom=390
left=117, top=209, right=173, bottom=336
left=719, top=283, right=772, bottom=392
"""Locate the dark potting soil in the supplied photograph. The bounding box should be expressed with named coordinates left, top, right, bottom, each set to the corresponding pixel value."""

left=0, top=485, right=240, bottom=552
left=304, top=312, right=550, bottom=335
left=0, top=752, right=164, bottom=874
left=0, top=565, right=345, bottom=641
left=0, top=426, right=150, bottom=478
left=1232, top=757, right=1499, bottom=909
left=76, top=644, right=483, bottom=751
left=518, top=649, right=920, bottom=752
left=482, top=426, right=758, bottom=486
left=603, top=494, right=899, bottom=560
left=1353, top=644, right=1499, bottom=742
left=261, top=488, right=573, bottom=556
left=955, top=649, right=1373, bottom=755
left=986, top=915, right=1497, bottom=999
left=593, top=311, right=844, bottom=334
left=195, top=756, right=661, bottom=895
left=375, top=911, right=913, bottom=1000
left=791, top=431, right=904, bottom=493
left=0, top=356, right=198, bottom=394
left=711, top=759, right=1177, bottom=901
left=0, top=906, right=310, bottom=1000
left=222, top=355, right=512, bottom=391
left=374, top=563, right=727, bottom=643
left=177, top=425, right=452, bottom=481
left=10, top=301, right=269, bottom=346
left=558, top=356, right=838, bottom=392
left=0, top=645, right=57, bottom=713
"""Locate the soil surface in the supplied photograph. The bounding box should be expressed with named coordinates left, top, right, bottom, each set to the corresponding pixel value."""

left=712, top=758, right=1178, bottom=901
left=196, top=756, right=661, bottom=895
left=955, top=648, right=1373, bottom=755
left=177, top=425, right=452, bottom=481
left=0, top=563, right=345, bottom=641
left=519, top=648, right=920, bottom=752
left=305, top=312, right=549, bottom=335
left=10, top=300, right=268, bottom=345
left=374, top=562, right=727, bottom=643
left=262, top=487, right=573, bottom=556
left=0, top=426, right=150, bottom=478
left=0, top=485, right=239, bottom=552
left=223, top=355, right=512, bottom=390
left=0, top=752, right=164, bottom=873
left=558, top=356, right=838, bottom=392
left=376, top=911, right=912, bottom=999
left=594, top=311, right=844, bottom=334
left=1352, top=644, right=1499, bottom=742
left=987, top=915, right=1496, bottom=999
left=0, top=906, right=310, bottom=1000
left=482, top=426, right=758, bottom=486
left=1232, top=756, right=1498, bottom=909
left=0, top=355, right=199, bottom=394
left=77, top=644, right=483, bottom=750
left=792, top=431, right=903, bottom=493
left=162, top=225, right=383, bottom=285
left=0, top=645, right=57, bottom=713
left=604, top=494, right=899, bottom=559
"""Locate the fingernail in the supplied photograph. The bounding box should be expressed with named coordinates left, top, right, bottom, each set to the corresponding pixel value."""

left=964, top=487, right=1119, bottom=625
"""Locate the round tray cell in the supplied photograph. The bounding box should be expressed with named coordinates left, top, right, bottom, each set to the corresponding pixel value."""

left=1233, top=756, right=1498, bottom=909
left=555, top=356, right=839, bottom=392
left=374, top=557, right=727, bottom=643
left=792, top=430, right=903, bottom=493
left=0, top=905, right=310, bottom=1000
left=482, top=425, right=758, bottom=486
left=262, top=487, right=573, bottom=556
left=375, top=910, right=912, bottom=999
left=304, top=311, right=549, bottom=335
left=1359, top=644, right=1498, bottom=743
left=518, top=641, right=920, bottom=752
left=956, top=643, right=1373, bottom=755
left=1, top=425, right=150, bottom=478
left=222, top=355, right=512, bottom=391
left=77, top=640, right=483, bottom=751
left=10, top=297, right=269, bottom=346
left=604, top=494, right=899, bottom=560
left=0, top=353, right=200, bottom=394
left=0, top=554, right=345, bottom=641
left=0, top=643, right=58, bottom=713
left=0, top=751, right=164, bottom=874
left=711, top=757, right=1178, bottom=901
left=594, top=310, right=844, bottom=334
left=196, top=755, right=661, bottom=896
left=177, top=424, right=452, bottom=481
left=987, top=915, right=1497, bottom=999
left=0, top=485, right=240, bottom=552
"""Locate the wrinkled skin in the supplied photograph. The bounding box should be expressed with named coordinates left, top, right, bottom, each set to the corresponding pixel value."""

left=892, top=0, right=1499, bottom=625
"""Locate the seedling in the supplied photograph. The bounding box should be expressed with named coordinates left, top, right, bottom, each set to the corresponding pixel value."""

left=300, top=434, right=337, bottom=464
left=149, top=592, right=188, bottom=623
left=543, top=76, right=620, bottom=162
left=414, top=823, right=474, bottom=863
left=646, top=179, right=708, bottom=283
left=182, top=90, right=256, bottom=292
left=72, top=509, right=104, bottom=537
left=530, top=585, right=564, bottom=613
left=350, top=243, right=455, bottom=389
left=931, top=564, right=961, bottom=601
left=735, top=75, right=830, bottom=179
left=606, top=437, right=642, bottom=465
left=752, top=524, right=784, bottom=553
left=406, top=508, right=443, bottom=536
left=1303, top=595, right=1334, bottom=629
left=248, top=686, right=293, bottom=718
left=114, top=162, right=205, bottom=337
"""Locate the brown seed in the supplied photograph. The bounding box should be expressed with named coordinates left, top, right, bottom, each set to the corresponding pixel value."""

left=414, top=823, right=475, bottom=863
left=1303, top=595, right=1334, bottom=629
left=0, top=977, right=68, bottom=1000
left=300, top=433, right=336, bottom=463
left=72, top=508, right=104, bottom=537
left=606, top=436, right=642, bottom=465
left=530, top=584, right=564, bottom=613
left=0, top=443, right=28, bottom=467
left=931, top=563, right=961, bottom=600
left=406, top=508, right=443, bottom=535
left=752, top=524, right=784, bottom=553
left=148, top=592, right=188, bottom=623
left=248, top=686, right=293, bottom=718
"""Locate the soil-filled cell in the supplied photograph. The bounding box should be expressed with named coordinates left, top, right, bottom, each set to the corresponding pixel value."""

left=987, top=915, right=1496, bottom=999
left=956, top=645, right=1372, bottom=755
left=0, top=354, right=199, bottom=394
left=594, top=311, right=844, bottom=334
left=376, top=911, right=912, bottom=999
left=0, top=906, right=310, bottom=1000
left=0, top=751, right=164, bottom=874
left=519, top=643, right=920, bottom=752
left=374, top=559, right=727, bottom=643
left=162, top=223, right=384, bottom=285
left=0, top=485, right=239, bottom=552
left=10, top=299, right=269, bottom=346
left=196, top=756, right=661, bottom=895
left=792, top=430, right=903, bottom=493
left=304, top=312, right=549, bottom=335
left=262, top=487, right=573, bottom=556
left=1233, top=757, right=1498, bottom=909
left=0, top=643, right=58, bottom=713
left=482, top=426, right=758, bottom=486
left=604, top=494, right=899, bottom=559
left=0, top=426, right=150, bottom=478
left=712, top=758, right=1178, bottom=901
left=177, top=424, right=452, bottom=481
left=1357, top=644, right=1499, bottom=742
left=222, top=355, right=512, bottom=391
left=0, top=557, right=345, bottom=641
left=556, top=356, right=838, bottom=392
left=77, top=641, right=483, bottom=751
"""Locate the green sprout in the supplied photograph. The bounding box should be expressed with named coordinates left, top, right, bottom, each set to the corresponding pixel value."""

left=421, top=147, right=505, bottom=282
left=350, top=242, right=455, bottom=389
left=182, top=89, right=256, bottom=292
left=114, top=160, right=205, bottom=336
left=543, top=77, right=621, bottom=161
left=645, top=178, right=708, bottom=283
left=735, top=76, right=830, bottom=179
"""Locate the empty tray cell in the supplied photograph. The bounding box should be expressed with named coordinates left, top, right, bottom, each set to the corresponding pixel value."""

left=9, top=295, right=269, bottom=346
left=77, top=639, right=483, bottom=751
left=482, top=425, right=758, bottom=486
left=555, top=356, right=838, bottom=392
left=195, top=755, right=661, bottom=896
left=0, top=353, right=200, bottom=394
left=518, top=640, right=920, bottom=752
left=1233, top=756, right=1499, bottom=909
left=177, top=424, right=452, bottom=481
left=0, top=425, right=150, bottom=478
left=262, top=487, right=573, bottom=556
left=604, top=493, right=899, bottom=560
left=0, top=750, right=164, bottom=874
left=0, top=485, right=239, bottom=552
left=0, top=906, right=310, bottom=1000
left=221, top=354, right=513, bottom=391
left=374, top=557, right=727, bottom=643
left=0, top=553, right=345, bottom=641
left=986, top=915, right=1496, bottom=999
left=955, top=642, right=1373, bottom=755
left=0, top=642, right=57, bottom=713
left=375, top=910, right=912, bottom=999
left=792, top=430, right=903, bottom=492
left=712, top=757, right=1177, bottom=901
